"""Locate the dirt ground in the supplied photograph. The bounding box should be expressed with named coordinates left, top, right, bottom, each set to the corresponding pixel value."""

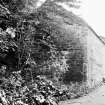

left=59, top=84, right=105, bottom=105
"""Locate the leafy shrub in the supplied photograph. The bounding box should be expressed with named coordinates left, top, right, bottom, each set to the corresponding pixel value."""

left=0, top=72, right=71, bottom=105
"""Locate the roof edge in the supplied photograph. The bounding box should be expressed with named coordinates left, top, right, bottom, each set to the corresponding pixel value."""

left=87, top=25, right=105, bottom=45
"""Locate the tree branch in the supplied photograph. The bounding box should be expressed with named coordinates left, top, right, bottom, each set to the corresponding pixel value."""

left=0, top=4, right=11, bottom=14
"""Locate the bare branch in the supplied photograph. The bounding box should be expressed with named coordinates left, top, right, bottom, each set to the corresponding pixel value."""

left=0, top=4, right=10, bottom=14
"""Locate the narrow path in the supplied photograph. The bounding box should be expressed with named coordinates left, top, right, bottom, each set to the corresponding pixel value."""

left=59, top=84, right=105, bottom=105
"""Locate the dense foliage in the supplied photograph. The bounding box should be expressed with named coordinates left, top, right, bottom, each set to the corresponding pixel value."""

left=0, top=3, right=69, bottom=105
left=0, top=71, right=89, bottom=105
left=0, top=1, right=87, bottom=105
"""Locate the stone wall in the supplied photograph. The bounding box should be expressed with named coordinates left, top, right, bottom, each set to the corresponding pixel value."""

left=87, top=27, right=105, bottom=87
left=60, top=22, right=105, bottom=87
left=63, top=23, right=105, bottom=87
left=38, top=6, right=105, bottom=86
left=59, top=23, right=88, bottom=83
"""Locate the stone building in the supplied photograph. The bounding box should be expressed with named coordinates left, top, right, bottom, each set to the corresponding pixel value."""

left=1, top=3, right=104, bottom=88
left=36, top=6, right=105, bottom=88
left=85, top=27, right=105, bottom=87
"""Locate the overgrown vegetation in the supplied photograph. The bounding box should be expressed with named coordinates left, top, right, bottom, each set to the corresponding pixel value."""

left=0, top=0, right=88, bottom=105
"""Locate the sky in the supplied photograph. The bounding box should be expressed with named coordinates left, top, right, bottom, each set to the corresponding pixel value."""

left=74, top=0, right=105, bottom=37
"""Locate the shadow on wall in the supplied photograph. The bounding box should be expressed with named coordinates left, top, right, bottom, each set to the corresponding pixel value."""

left=63, top=50, right=86, bottom=84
